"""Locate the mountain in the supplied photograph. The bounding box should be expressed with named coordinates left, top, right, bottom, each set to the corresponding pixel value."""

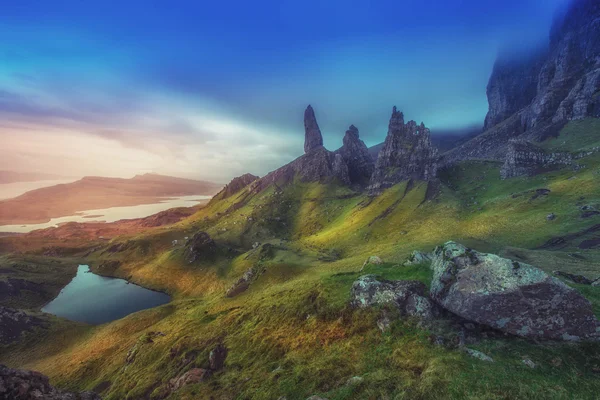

left=1, top=99, right=600, bottom=399
left=444, top=0, right=600, bottom=164
left=0, top=173, right=222, bottom=225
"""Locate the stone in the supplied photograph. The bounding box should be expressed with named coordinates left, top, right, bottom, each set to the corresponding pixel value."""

left=169, top=368, right=210, bottom=392
left=0, top=306, right=46, bottom=345
left=350, top=275, right=436, bottom=321
left=430, top=241, right=600, bottom=340
left=360, top=255, right=383, bottom=271
left=337, top=125, right=374, bottom=185
left=403, top=250, right=432, bottom=266
left=346, top=376, right=364, bottom=386
left=0, top=364, right=100, bottom=399
left=304, top=105, right=324, bottom=153
left=464, top=348, right=494, bottom=362
left=368, top=107, right=438, bottom=194
left=553, top=271, right=596, bottom=285
left=332, top=153, right=350, bottom=185
left=184, top=232, right=218, bottom=263
left=547, top=213, right=556, bottom=221
left=226, top=266, right=263, bottom=297
left=500, top=140, right=573, bottom=179
left=522, top=358, right=536, bottom=369
left=581, top=210, right=600, bottom=219
left=209, top=344, right=228, bottom=371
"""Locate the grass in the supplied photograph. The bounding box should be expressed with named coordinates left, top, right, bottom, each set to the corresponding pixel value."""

left=2, top=120, right=600, bottom=398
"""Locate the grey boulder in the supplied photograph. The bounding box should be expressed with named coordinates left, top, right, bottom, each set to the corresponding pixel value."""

left=430, top=241, right=600, bottom=341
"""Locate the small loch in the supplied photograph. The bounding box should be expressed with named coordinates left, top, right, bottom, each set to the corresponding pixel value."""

left=42, top=265, right=170, bottom=324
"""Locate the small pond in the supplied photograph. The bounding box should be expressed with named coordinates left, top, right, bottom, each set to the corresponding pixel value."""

left=42, top=265, right=170, bottom=324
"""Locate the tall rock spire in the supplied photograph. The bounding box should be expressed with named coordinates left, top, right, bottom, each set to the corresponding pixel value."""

left=339, top=125, right=374, bottom=185
left=368, top=107, right=438, bottom=194
left=304, top=105, right=324, bottom=153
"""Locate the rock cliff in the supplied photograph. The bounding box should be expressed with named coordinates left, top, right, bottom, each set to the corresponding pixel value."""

left=337, top=125, right=374, bottom=185
left=500, top=139, right=573, bottom=179
left=368, top=107, right=438, bottom=194
left=304, top=105, right=324, bottom=153
left=445, top=0, right=600, bottom=165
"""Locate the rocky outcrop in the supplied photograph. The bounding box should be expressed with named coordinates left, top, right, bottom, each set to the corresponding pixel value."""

left=0, top=307, right=46, bottom=345
left=430, top=241, right=600, bottom=341
left=304, top=105, right=324, bottom=153
left=500, top=139, right=573, bottom=179
left=350, top=275, right=436, bottom=321
left=445, top=0, right=600, bottom=164
left=209, top=344, right=228, bottom=371
left=184, top=232, right=217, bottom=263
left=332, top=153, right=350, bottom=185
left=337, top=125, right=374, bottom=185
left=484, top=50, right=547, bottom=130
left=368, top=107, right=438, bottom=194
left=217, top=173, right=259, bottom=200
left=168, top=368, right=210, bottom=392
left=251, top=107, right=357, bottom=192
left=0, top=364, right=100, bottom=400
left=403, top=250, right=432, bottom=266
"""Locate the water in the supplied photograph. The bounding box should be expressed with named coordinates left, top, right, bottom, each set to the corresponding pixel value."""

left=42, top=265, right=170, bottom=324
left=0, top=195, right=211, bottom=233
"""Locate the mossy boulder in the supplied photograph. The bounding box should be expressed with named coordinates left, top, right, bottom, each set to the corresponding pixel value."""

left=430, top=241, right=600, bottom=341
left=350, top=275, right=436, bottom=321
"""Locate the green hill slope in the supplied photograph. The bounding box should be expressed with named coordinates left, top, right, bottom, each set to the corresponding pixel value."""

left=2, top=121, right=600, bottom=399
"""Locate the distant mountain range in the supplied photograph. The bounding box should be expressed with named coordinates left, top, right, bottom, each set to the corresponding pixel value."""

left=0, top=173, right=222, bottom=225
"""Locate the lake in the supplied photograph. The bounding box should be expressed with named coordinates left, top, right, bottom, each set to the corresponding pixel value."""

left=42, top=265, right=170, bottom=324
left=0, top=195, right=211, bottom=233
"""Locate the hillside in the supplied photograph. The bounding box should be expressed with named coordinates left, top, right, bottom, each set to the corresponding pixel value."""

left=0, top=174, right=222, bottom=225
left=0, top=106, right=599, bottom=399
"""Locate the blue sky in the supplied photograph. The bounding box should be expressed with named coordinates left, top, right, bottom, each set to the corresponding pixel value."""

left=0, top=0, right=568, bottom=181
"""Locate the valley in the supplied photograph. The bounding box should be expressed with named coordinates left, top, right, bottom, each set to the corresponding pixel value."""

left=1, top=1, right=600, bottom=399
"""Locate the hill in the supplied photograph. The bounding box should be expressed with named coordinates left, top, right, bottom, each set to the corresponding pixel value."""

left=0, top=173, right=222, bottom=225
left=1, top=103, right=600, bottom=399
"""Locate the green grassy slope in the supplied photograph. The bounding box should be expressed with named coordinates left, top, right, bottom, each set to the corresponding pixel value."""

left=2, top=121, right=600, bottom=399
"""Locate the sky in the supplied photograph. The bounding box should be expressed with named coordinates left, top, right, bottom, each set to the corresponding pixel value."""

left=0, top=0, right=568, bottom=183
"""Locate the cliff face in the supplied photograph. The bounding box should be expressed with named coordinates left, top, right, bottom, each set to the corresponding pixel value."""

left=484, top=50, right=547, bottom=130
left=368, top=107, right=438, bottom=194
left=499, top=140, right=573, bottom=179
left=249, top=106, right=437, bottom=195
left=338, top=125, right=374, bottom=185
left=448, top=0, right=600, bottom=165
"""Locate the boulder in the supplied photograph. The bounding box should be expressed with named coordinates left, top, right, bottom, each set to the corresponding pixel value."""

left=209, top=344, right=228, bottom=371
left=350, top=275, right=436, bottom=321
left=360, top=255, right=383, bottom=271
left=404, top=250, right=432, bottom=266
left=464, top=348, right=494, bottom=362
left=184, top=232, right=218, bottom=263
left=0, top=364, right=100, bottom=400
left=169, top=368, right=210, bottom=392
left=430, top=241, right=600, bottom=340
left=0, top=306, right=46, bottom=345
